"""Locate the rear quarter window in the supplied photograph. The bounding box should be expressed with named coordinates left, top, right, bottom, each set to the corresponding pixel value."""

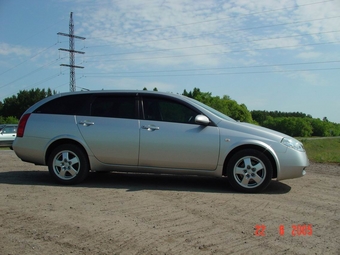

left=34, top=94, right=92, bottom=115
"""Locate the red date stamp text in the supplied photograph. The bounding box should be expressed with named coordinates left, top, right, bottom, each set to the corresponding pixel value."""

left=254, top=224, right=313, bottom=236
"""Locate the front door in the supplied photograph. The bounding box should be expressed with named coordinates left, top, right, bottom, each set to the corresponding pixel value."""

left=139, top=96, right=219, bottom=170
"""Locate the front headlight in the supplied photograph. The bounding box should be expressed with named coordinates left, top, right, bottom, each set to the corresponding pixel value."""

left=281, top=138, right=305, bottom=152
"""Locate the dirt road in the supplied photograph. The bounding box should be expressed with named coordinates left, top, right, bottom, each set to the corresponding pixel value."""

left=0, top=150, right=339, bottom=254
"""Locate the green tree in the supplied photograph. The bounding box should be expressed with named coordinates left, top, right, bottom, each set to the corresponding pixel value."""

left=0, top=88, right=56, bottom=119
left=251, top=110, right=310, bottom=124
left=263, top=117, right=312, bottom=137
left=310, top=118, right=328, bottom=136
left=182, top=88, right=253, bottom=123
left=0, top=116, right=19, bottom=124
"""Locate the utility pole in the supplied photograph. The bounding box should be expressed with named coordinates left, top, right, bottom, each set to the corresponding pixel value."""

left=58, top=12, right=85, bottom=92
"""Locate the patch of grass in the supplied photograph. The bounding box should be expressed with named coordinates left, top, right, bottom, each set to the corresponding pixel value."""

left=299, top=138, right=340, bottom=163
left=0, top=147, right=11, bottom=150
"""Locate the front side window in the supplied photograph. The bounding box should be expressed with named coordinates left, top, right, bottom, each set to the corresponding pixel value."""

left=143, top=97, right=198, bottom=124
left=91, top=95, right=137, bottom=119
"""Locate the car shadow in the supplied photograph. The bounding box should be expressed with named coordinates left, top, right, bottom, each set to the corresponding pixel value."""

left=0, top=170, right=291, bottom=194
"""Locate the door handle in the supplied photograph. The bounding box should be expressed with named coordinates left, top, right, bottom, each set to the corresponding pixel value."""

left=79, top=120, right=95, bottom=126
left=142, top=125, right=160, bottom=131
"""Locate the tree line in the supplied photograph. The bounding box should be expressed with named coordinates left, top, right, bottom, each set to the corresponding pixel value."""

left=0, top=88, right=57, bottom=123
left=1, top=87, right=339, bottom=137
left=250, top=110, right=339, bottom=137
left=183, top=88, right=340, bottom=137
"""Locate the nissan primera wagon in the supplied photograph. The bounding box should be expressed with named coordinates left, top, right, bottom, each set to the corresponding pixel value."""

left=13, top=90, right=308, bottom=192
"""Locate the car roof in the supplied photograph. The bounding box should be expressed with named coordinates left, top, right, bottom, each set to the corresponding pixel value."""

left=55, top=90, right=185, bottom=98
left=25, top=90, right=193, bottom=112
left=39, top=90, right=188, bottom=100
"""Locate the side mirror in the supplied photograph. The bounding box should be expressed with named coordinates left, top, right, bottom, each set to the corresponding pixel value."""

left=195, top=115, right=210, bottom=125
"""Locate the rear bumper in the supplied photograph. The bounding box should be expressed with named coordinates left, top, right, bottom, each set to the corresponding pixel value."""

left=12, top=137, right=47, bottom=165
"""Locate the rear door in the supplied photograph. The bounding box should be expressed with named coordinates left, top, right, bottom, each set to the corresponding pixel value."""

left=77, top=94, right=140, bottom=165
left=139, top=96, right=220, bottom=170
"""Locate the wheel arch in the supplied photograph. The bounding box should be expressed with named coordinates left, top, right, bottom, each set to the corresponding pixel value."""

left=222, top=144, right=278, bottom=178
left=45, top=138, right=90, bottom=168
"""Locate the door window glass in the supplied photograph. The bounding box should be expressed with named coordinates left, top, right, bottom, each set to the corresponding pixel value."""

left=91, top=96, right=136, bottom=119
left=143, top=97, right=198, bottom=124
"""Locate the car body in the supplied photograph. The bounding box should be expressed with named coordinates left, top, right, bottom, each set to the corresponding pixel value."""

left=0, top=124, right=18, bottom=147
left=13, top=90, right=308, bottom=192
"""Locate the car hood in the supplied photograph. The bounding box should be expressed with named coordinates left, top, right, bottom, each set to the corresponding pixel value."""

left=217, top=120, right=292, bottom=143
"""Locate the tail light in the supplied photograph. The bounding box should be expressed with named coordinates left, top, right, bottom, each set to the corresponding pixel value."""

left=17, top=113, right=31, bottom=137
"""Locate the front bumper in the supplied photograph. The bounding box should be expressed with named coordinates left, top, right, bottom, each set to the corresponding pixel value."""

left=276, top=148, right=309, bottom=181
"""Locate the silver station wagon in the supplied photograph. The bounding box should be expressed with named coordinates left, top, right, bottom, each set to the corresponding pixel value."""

left=13, top=91, right=308, bottom=192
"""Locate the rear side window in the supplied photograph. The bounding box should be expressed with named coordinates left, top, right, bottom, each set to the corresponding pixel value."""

left=34, top=94, right=92, bottom=115
left=91, top=95, right=137, bottom=119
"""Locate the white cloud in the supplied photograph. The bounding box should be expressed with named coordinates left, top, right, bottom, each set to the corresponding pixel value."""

left=296, top=51, right=322, bottom=59
left=72, top=0, right=340, bottom=84
left=0, top=42, right=31, bottom=56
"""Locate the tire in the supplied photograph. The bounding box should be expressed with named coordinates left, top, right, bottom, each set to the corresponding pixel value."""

left=226, top=149, right=273, bottom=193
left=48, top=144, right=89, bottom=185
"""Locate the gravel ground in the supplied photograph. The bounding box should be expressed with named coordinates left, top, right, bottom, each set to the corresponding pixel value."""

left=0, top=150, right=339, bottom=255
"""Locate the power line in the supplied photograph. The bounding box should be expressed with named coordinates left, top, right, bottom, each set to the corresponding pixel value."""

left=1, top=0, right=337, bottom=99
left=84, top=30, right=340, bottom=59
left=0, top=42, right=59, bottom=76
left=82, top=60, right=340, bottom=76
left=0, top=59, right=60, bottom=90
left=9, top=19, right=64, bottom=47
left=28, top=73, right=61, bottom=88
left=87, top=0, right=335, bottom=40
left=85, top=41, right=340, bottom=63
left=84, top=67, right=340, bottom=78
left=0, top=74, right=68, bottom=101
left=3, top=18, right=338, bottom=84
left=86, top=15, right=340, bottom=49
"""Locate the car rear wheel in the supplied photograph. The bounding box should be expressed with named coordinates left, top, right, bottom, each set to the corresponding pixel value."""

left=227, top=149, right=273, bottom=193
left=48, top=144, right=89, bottom=185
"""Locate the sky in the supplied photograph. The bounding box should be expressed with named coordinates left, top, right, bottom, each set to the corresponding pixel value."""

left=1, top=0, right=340, bottom=122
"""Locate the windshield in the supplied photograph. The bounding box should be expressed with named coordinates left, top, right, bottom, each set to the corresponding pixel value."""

left=187, top=98, right=236, bottom=122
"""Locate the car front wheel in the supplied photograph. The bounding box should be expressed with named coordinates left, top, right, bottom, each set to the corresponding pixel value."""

left=48, top=144, right=89, bottom=185
left=227, top=149, right=273, bottom=193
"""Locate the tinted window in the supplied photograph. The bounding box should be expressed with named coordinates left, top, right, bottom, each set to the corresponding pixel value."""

left=91, top=95, right=136, bottom=119
left=34, top=94, right=92, bottom=115
left=143, top=97, right=198, bottom=123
